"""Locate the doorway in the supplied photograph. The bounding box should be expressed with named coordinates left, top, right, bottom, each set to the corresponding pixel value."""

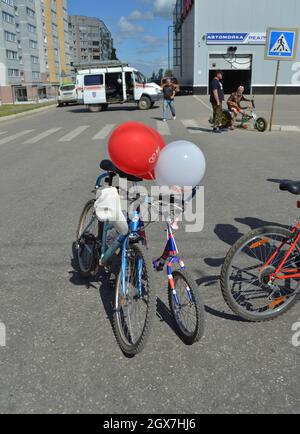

left=209, top=54, right=253, bottom=94
left=105, top=73, right=124, bottom=103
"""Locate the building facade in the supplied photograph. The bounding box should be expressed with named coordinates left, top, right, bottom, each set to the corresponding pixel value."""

left=173, top=0, right=300, bottom=94
left=0, top=0, right=71, bottom=103
left=69, top=15, right=113, bottom=70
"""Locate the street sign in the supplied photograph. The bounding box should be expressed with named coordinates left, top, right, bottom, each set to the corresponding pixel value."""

left=265, top=27, right=299, bottom=131
left=265, top=28, right=298, bottom=60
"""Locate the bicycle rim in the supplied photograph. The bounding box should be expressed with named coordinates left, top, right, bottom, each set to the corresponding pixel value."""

left=114, top=245, right=153, bottom=353
left=225, top=228, right=300, bottom=319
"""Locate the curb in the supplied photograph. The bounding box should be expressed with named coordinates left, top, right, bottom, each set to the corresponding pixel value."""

left=272, top=125, right=300, bottom=132
left=0, top=103, right=56, bottom=123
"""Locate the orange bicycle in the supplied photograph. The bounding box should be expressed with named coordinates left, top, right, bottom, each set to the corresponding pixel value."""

left=221, top=180, right=300, bottom=321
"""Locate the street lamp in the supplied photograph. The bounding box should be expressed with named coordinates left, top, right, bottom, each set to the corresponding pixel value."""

left=168, top=25, right=175, bottom=71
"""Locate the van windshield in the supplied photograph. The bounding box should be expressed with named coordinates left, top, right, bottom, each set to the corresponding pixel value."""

left=60, top=85, right=75, bottom=91
left=134, top=71, right=147, bottom=84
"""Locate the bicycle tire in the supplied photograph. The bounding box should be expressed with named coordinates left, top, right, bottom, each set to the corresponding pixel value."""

left=74, top=200, right=103, bottom=278
left=168, top=270, right=205, bottom=345
left=220, top=226, right=300, bottom=322
left=113, top=243, right=156, bottom=357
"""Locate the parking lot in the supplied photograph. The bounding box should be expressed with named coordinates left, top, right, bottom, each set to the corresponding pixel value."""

left=0, top=95, right=299, bottom=414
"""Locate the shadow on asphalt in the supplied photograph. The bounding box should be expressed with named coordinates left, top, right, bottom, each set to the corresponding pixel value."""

left=68, top=105, right=160, bottom=114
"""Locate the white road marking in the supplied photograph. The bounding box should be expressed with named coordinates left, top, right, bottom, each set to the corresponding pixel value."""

left=22, top=128, right=62, bottom=144
left=93, top=124, right=116, bottom=140
left=0, top=132, right=7, bottom=136
left=194, top=95, right=212, bottom=111
left=156, top=120, right=171, bottom=136
left=182, top=119, right=204, bottom=133
left=58, top=126, right=89, bottom=142
left=0, top=130, right=35, bottom=146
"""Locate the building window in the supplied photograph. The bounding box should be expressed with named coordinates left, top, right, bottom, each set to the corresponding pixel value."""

left=31, top=55, right=39, bottom=64
left=6, top=49, right=18, bottom=60
left=26, top=7, right=35, bottom=18
left=29, top=40, right=37, bottom=49
left=28, top=24, right=36, bottom=33
left=2, top=0, right=14, bottom=6
left=8, top=68, right=19, bottom=77
left=2, top=11, right=15, bottom=24
left=32, top=71, right=40, bottom=79
left=4, top=31, right=16, bottom=42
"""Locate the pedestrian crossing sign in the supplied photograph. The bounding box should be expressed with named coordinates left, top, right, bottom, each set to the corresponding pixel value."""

left=265, top=28, right=298, bottom=60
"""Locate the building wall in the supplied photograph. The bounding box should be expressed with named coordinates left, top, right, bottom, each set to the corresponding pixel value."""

left=0, top=0, right=71, bottom=103
left=175, top=0, right=300, bottom=93
left=69, top=15, right=113, bottom=69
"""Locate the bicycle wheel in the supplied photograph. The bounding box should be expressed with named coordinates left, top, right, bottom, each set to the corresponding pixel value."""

left=168, top=270, right=205, bottom=345
left=255, top=117, right=268, bottom=132
left=113, top=243, right=156, bottom=356
left=74, top=200, right=102, bottom=278
left=221, top=226, right=300, bottom=322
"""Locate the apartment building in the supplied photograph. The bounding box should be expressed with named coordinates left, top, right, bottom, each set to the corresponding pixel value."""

left=0, top=0, right=71, bottom=103
left=69, top=15, right=113, bottom=70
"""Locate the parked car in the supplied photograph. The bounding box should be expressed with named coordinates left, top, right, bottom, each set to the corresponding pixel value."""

left=57, top=84, right=78, bottom=107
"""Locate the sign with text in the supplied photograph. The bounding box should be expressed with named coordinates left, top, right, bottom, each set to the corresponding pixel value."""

left=206, top=33, right=266, bottom=45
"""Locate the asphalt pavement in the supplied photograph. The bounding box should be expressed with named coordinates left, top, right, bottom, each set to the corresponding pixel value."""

left=0, top=95, right=299, bottom=414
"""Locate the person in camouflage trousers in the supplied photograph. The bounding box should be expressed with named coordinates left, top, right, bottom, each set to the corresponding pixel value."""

left=209, top=71, right=225, bottom=133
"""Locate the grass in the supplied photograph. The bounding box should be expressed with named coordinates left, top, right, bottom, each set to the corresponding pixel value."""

left=0, top=101, right=56, bottom=117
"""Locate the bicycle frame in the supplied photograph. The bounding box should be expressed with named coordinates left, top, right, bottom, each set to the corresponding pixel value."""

left=153, top=222, right=193, bottom=302
left=259, top=222, right=300, bottom=281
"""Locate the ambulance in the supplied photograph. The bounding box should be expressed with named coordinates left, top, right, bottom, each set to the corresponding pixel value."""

left=76, top=62, right=163, bottom=112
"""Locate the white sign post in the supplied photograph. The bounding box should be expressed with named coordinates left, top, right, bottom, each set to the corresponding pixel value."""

left=265, top=28, right=299, bottom=131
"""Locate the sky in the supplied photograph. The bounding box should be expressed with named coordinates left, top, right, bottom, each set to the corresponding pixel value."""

left=68, top=0, right=177, bottom=78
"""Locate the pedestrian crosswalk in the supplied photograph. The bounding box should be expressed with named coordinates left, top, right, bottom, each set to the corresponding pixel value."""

left=22, top=128, right=62, bottom=145
left=0, top=118, right=210, bottom=148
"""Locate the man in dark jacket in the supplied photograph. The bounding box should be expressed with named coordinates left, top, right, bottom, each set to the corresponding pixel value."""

left=210, top=71, right=224, bottom=133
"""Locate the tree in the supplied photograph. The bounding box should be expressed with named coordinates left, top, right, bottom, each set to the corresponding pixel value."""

left=150, top=71, right=157, bottom=82
left=110, top=48, right=118, bottom=61
left=164, top=69, right=173, bottom=77
left=157, top=68, right=164, bottom=81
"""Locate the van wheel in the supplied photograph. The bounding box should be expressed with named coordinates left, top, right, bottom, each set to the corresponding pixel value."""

left=88, top=104, right=103, bottom=113
left=138, top=96, right=151, bottom=110
left=58, top=102, right=63, bottom=107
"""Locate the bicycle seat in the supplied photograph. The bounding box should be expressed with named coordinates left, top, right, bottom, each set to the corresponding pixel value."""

left=99, top=160, right=143, bottom=182
left=279, top=180, right=300, bottom=195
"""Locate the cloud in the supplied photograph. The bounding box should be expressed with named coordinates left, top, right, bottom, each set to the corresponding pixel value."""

left=129, top=10, right=154, bottom=21
left=153, top=0, right=177, bottom=19
left=117, top=16, right=145, bottom=38
left=137, top=35, right=165, bottom=54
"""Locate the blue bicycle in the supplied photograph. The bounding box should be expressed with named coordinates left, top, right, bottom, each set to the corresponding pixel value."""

left=74, top=160, right=156, bottom=357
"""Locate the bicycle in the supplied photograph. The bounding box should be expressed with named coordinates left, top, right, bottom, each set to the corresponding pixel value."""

left=149, top=194, right=205, bottom=344
left=211, top=98, right=268, bottom=132
left=220, top=180, right=300, bottom=322
left=74, top=160, right=156, bottom=357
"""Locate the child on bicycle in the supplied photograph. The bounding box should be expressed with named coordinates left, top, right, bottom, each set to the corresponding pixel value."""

left=227, top=86, right=253, bottom=130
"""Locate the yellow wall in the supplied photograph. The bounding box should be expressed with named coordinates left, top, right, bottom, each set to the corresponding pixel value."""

left=44, top=0, right=70, bottom=84
left=56, top=0, right=70, bottom=79
left=44, top=0, right=57, bottom=84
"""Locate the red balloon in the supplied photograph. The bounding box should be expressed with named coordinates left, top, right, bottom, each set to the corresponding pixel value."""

left=109, top=122, right=164, bottom=176
left=140, top=128, right=166, bottom=180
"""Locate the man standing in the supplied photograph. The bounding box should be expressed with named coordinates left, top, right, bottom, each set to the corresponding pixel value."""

left=209, top=71, right=224, bottom=133
left=162, top=78, right=176, bottom=122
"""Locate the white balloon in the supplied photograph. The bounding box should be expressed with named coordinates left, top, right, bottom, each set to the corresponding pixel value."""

left=155, top=141, right=206, bottom=188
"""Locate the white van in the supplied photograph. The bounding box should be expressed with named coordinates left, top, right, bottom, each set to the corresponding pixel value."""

left=76, top=64, right=163, bottom=112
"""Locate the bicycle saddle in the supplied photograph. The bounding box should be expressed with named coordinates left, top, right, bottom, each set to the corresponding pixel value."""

left=100, top=160, right=143, bottom=183
left=279, top=180, right=300, bottom=195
